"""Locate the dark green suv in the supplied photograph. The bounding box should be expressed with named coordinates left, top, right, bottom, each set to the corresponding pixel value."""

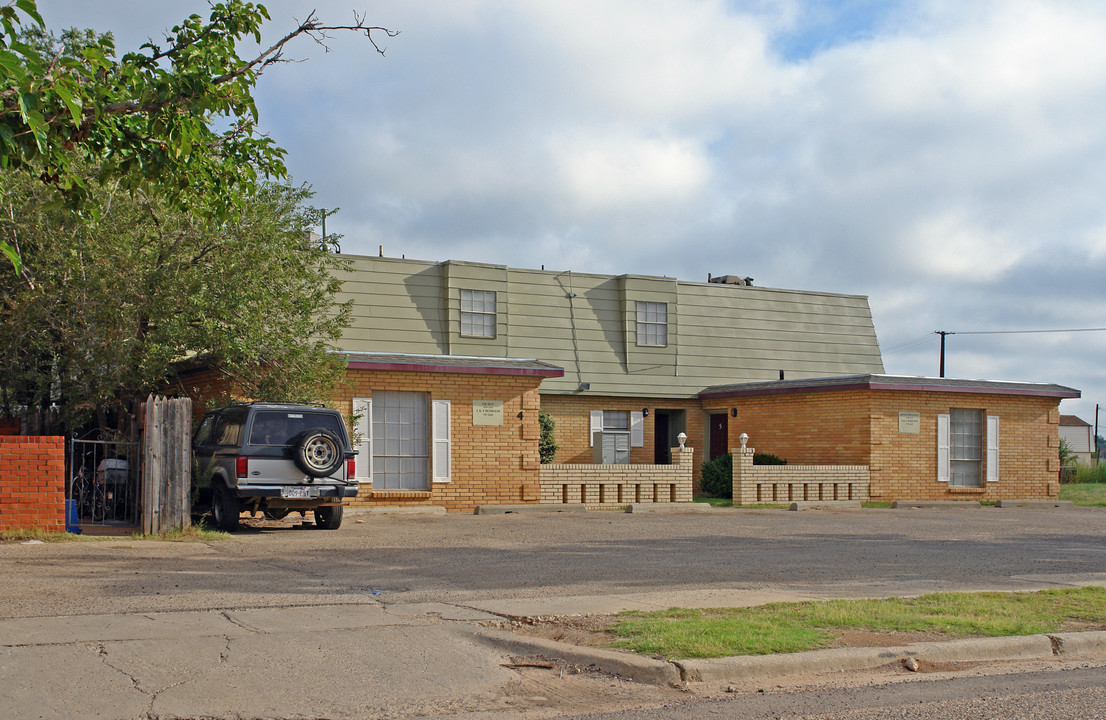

left=192, top=403, right=359, bottom=531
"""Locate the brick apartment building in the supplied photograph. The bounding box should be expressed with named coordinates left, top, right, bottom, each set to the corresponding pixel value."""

left=175, top=254, right=1077, bottom=510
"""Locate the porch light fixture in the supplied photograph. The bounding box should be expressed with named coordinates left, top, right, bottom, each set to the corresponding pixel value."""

left=642, top=408, right=649, bottom=417
left=677, top=432, right=687, bottom=448
left=730, top=408, right=737, bottom=417
left=739, top=432, right=749, bottom=451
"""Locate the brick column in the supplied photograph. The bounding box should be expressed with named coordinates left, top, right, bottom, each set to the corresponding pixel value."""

left=732, top=445, right=756, bottom=505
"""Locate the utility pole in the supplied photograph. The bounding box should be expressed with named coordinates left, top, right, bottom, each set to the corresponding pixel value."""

left=936, top=331, right=951, bottom=378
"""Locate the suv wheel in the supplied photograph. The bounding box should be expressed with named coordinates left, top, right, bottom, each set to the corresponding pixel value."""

left=314, top=504, right=343, bottom=530
left=211, top=485, right=240, bottom=532
left=293, top=428, right=344, bottom=477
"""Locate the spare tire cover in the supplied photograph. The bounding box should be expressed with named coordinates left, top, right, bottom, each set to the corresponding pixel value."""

left=293, top=427, right=344, bottom=477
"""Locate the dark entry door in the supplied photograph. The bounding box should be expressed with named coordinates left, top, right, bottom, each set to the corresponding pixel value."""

left=653, top=412, right=670, bottom=464
left=709, top=413, right=728, bottom=460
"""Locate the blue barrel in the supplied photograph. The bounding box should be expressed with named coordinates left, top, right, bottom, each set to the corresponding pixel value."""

left=65, top=499, right=81, bottom=534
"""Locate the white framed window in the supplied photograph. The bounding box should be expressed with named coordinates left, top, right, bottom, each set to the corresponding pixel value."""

left=937, top=410, right=998, bottom=486
left=589, top=410, right=645, bottom=448
left=372, top=391, right=430, bottom=491
left=461, top=289, right=497, bottom=338
left=636, top=301, right=667, bottom=347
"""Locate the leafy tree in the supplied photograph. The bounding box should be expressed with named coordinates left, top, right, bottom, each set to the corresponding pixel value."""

left=0, top=165, right=352, bottom=433
left=0, top=0, right=395, bottom=279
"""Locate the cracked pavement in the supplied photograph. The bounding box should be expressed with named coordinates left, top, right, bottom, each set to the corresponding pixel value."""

left=2, top=506, right=1105, bottom=719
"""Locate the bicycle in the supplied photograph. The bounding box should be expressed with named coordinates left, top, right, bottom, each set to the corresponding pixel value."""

left=71, top=464, right=108, bottom=523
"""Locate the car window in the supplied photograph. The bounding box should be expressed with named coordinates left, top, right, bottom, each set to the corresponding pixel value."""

left=247, top=411, right=345, bottom=447
left=214, top=408, right=247, bottom=447
left=193, top=415, right=217, bottom=446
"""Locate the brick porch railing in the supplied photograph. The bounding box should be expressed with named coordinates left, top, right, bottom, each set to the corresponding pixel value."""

left=539, top=446, right=695, bottom=508
left=733, top=446, right=870, bottom=505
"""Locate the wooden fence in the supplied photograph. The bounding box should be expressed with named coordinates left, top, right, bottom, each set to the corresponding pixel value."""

left=141, top=395, right=193, bottom=534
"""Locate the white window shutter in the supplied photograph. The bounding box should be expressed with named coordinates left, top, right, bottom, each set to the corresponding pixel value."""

left=589, top=410, right=603, bottom=447
left=986, top=415, right=999, bottom=482
left=630, top=411, right=644, bottom=447
left=353, top=398, right=372, bottom=483
left=432, top=399, right=451, bottom=483
left=937, top=414, right=950, bottom=482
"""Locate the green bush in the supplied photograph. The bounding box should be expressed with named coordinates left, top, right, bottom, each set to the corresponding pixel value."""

left=700, top=452, right=790, bottom=497
left=700, top=453, right=732, bottom=498
left=538, top=411, right=558, bottom=464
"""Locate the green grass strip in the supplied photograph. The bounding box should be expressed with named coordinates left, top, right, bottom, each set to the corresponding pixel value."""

left=1060, top=483, right=1106, bottom=506
left=611, top=586, right=1106, bottom=659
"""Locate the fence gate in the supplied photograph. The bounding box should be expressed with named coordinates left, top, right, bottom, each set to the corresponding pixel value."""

left=141, top=395, right=193, bottom=534
left=68, top=436, right=142, bottom=528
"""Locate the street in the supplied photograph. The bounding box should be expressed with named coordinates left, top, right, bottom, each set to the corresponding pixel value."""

left=2, top=505, right=1105, bottom=718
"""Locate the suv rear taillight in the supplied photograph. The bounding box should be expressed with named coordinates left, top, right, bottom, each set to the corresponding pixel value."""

left=346, top=457, right=356, bottom=479
left=236, top=456, right=248, bottom=479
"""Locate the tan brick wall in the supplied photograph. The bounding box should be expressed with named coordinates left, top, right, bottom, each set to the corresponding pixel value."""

left=0, top=436, right=65, bottom=531
left=538, top=395, right=706, bottom=465
left=703, top=390, right=873, bottom=466
left=704, top=387, right=1061, bottom=502
left=868, top=390, right=1059, bottom=501
left=732, top=446, right=870, bottom=504
left=538, top=447, right=695, bottom=507
left=337, top=369, right=544, bottom=513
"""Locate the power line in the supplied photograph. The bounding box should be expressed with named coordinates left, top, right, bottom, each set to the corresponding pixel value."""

left=883, top=333, right=935, bottom=354
left=932, top=326, right=1106, bottom=378
left=937, top=327, right=1106, bottom=336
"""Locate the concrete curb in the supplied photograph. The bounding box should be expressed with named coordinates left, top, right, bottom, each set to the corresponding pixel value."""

left=1050, top=630, right=1106, bottom=656
left=789, top=501, right=863, bottom=511
left=346, top=505, right=447, bottom=516
left=676, top=634, right=1063, bottom=683
left=471, top=626, right=682, bottom=686
left=476, top=627, right=1106, bottom=687
left=627, top=503, right=713, bottom=513
left=474, top=504, right=587, bottom=515
left=995, top=500, right=1075, bottom=508
left=892, top=500, right=982, bottom=509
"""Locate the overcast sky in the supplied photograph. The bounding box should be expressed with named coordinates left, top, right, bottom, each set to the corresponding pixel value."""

left=39, top=0, right=1106, bottom=426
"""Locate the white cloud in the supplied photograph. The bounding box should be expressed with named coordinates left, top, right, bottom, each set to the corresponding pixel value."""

left=31, top=0, right=1106, bottom=419
left=552, top=132, right=711, bottom=208
left=903, top=210, right=1025, bottom=282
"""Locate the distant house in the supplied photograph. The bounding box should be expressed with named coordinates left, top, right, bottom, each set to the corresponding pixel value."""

left=1059, top=415, right=1095, bottom=465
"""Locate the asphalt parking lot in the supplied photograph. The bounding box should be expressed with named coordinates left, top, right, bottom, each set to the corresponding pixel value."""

left=3, top=504, right=1104, bottom=618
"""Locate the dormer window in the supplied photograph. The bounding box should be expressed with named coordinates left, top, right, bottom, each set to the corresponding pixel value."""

left=636, top=301, right=667, bottom=347
left=461, top=290, right=497, bottom=338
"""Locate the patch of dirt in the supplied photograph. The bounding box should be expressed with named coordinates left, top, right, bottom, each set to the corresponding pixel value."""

left=496, top=614, right=617, bottom=649
left=825, top=628, right=952, bottom=648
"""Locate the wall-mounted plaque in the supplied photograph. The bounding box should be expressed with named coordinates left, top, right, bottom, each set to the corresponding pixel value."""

left=899, top=411, right=921, bottom=434
left=473, top=400, right=504, bottom=426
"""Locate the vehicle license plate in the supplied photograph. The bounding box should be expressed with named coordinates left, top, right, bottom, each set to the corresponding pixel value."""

left=280, top=487, right=311, bottom=499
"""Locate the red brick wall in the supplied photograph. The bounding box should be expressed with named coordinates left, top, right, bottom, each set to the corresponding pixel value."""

left=539, top=395, right=705, bottom=465
left=337, top=369, right=545, bottom=512
left=0, top=436, right=65, bottom=531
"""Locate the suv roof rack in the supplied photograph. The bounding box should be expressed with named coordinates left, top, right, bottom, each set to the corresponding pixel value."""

left=227, top=400, right=329, bottom=408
